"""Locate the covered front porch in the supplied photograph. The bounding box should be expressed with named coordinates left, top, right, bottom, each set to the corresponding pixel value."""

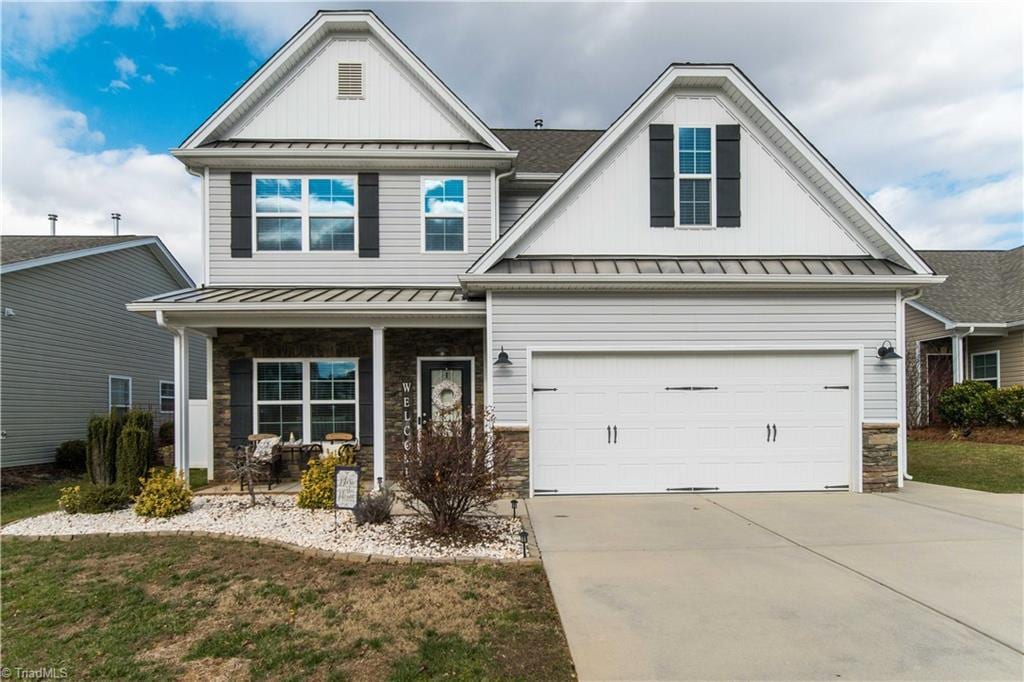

left=128, top=286, right=490, bottom=491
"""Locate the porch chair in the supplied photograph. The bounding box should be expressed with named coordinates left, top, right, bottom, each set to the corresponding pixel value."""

left=234, top=433, right=283, bottom=491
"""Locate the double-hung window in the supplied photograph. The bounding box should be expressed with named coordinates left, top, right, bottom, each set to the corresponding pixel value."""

left=109, top=376, right=131, bottom=416
left=159, top=381, right=175, bottom=413
left=677, top=127, right=713, bottom=226
left=255, top=176, right=357, bottom=252
left=422, top=177, right=466, bottom=252
left=970, top=351, right=999, bottom=388
left=254, top=360, right=358, bottom=442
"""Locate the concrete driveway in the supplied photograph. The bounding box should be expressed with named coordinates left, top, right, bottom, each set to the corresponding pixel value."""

left=527, top=482, right=1023, bottom=681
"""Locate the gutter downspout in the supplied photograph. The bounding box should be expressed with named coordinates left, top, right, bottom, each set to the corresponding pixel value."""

left=899, top=289, right=923, bottom=482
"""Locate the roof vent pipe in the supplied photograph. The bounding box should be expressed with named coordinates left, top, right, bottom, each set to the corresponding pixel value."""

left=534, top=118, right=543, bottom=129
left=47, top=214, right=57, bottom=235
left=111, top=212, right=122, bottom=235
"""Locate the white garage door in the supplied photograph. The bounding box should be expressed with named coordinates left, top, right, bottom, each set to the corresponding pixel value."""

left=531, top=352, right=853, bottom=494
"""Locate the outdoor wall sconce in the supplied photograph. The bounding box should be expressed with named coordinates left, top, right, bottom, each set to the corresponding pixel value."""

left=876, top=340, right=902, bottom=360
left=519, top=529, right=529, bottom=558
left=494, top=346, right=513, bottom=368
left=510, top=499, right=518, bottom=519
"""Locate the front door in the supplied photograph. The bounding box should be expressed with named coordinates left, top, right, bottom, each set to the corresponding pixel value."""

left=926, top=354, right=953, bottom=424
left=419, top=360, right=472, bottom=426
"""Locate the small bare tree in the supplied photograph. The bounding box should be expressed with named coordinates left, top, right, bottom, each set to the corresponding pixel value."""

left=228, top=447, right=263, bottom=507
left=397, top=409, right=512, bottom=534
left=905, top=349, right=926, bottom=428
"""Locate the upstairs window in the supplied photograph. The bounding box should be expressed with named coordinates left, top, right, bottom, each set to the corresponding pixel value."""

left=970, top=351, right=1000, bottom=388
left=254, top=176, right=357, bottom=252
left=678, top=127, right=713, bottom=226
left=422, top=177, right=466, bottom=252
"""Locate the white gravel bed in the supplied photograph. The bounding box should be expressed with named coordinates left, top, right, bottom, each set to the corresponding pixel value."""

left=0, top=496, right=525, bottom=560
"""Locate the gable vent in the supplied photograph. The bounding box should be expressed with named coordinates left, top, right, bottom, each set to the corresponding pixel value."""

left=337, top=62, right=364, bottom=98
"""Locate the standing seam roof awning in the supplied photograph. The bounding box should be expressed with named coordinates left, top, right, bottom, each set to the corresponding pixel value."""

left=485, top=257, right=916, bottom=276
left=135, top=286, right=476, bottom=306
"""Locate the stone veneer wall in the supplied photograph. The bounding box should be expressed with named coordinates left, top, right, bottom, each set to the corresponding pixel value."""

left=862, top=423, right=899, bottom=492
left=495, top=426, right=530, bottom=499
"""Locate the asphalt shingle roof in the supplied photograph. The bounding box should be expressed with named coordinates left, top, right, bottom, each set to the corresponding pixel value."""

left=1, top=236, right=145, bottom=266
left=916, top=247, right=1024, bottom=324
left=492, top=128, right=604, bottom=174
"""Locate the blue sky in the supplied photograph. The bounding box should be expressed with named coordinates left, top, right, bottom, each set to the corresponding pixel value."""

left=2, top=2, right=1021, bottom=280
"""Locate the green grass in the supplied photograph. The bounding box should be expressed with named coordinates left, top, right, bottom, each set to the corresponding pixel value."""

left=908, top=439, right=1024, bottom=493
left=1, top=535, right=575, bottom=680
left=1, top=468, right=208, bottom=526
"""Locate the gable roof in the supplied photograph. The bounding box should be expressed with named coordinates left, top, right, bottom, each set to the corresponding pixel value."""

left=0, top=235, right=193, bottom=288
left=912, top=247, right=1023, bottom=325
left=471, top=63, right=934, bottom=276
left=178, top=10, right=508, bottom=153
left=492, top=129, right=603, bottom=174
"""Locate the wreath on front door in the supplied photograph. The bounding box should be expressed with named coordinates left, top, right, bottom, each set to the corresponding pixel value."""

left=431, top=378, right=462, bottom=413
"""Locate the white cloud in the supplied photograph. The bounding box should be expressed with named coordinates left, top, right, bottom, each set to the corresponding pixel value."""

left=1, top=91, right=202, bottom=280
left=114, top=55, right=138, bottom=80
left=156, top=63, right=179, bottom=75
left=141, top=74, right=155, bottom=84
left=103, top=79, right=131, bottom=93
left=1, top=2, right=105, bottom=65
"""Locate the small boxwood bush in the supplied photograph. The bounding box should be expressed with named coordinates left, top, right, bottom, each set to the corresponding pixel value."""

left=58, top=486, right=81, bottom=514
left=937, top=381, right=1024, bottom=427
left=55, top=439, right=87, bottom=472
left=59, top=484, right=131, bottom=515
left=989, top=385, right=1024, bottom=426
left=297, top=448, right=356, bottom=510
left=134, top=469, right=192, bottom=518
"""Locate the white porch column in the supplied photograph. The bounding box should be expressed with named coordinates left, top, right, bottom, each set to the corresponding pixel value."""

left=372, top=327, right=385, bottom=488
left=952, top=335, right=965, bottom=383
left=174, top=329, right=191, bottom=483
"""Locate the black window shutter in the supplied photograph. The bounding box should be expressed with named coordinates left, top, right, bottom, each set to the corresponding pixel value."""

left=649, top=124, right=675, bottom=227
left=358, top=173, right=380, bottom=258
left=358, top=357, right=374, bottom=444
left=716, top=125, right=741, bottom=227
left=230, top=172, right=253, bottom=257
left=228, top=359, right=253, bottom=447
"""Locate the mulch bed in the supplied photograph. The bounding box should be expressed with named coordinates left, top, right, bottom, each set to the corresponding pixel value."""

left=909, top=425, right=1024, bottom=446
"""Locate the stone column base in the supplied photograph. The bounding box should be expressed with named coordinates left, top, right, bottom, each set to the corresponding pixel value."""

left=862, top=423, right=899, bottom=492
left=495, top=425, right=530, bottom=499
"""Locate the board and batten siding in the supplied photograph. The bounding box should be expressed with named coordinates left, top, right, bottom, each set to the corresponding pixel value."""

left=490, top=291, right=899, bottom=424
left=0, top=247, right=205, bottom=468
left=517, top=94, right=869, bottom=258
left=499, top=190, right=543, bottom=236
left=208, top=170, right=492, bottom=286
left=225, top=36, right=476, bottom=142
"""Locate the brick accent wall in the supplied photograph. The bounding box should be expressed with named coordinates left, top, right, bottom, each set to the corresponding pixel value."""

left=495, top=425, right=530, bottom=499
left=862, top=422, right=899, bottom=492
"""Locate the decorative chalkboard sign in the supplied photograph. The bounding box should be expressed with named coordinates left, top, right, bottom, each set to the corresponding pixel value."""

left=334, top=466, right=360, bottom=510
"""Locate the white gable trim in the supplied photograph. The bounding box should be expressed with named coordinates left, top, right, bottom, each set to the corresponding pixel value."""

left=470, top=64, right=932, bottom=275
left=179, top=11, right=508, bottom=152
left=1, top=238, right=194, bottom=289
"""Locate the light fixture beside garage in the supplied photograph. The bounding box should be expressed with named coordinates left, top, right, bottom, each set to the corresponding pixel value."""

left=876, top=340, right=902, bottom=360
left=494, top=346, right=513, bottom=368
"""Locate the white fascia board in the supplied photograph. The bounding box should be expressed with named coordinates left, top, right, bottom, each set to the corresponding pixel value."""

left=459, top=273, right=945, bottom=293
left=172, top=148, right=517, bottom=166
left=469, top=64, right=934, bottom=276
left=906, top=299, right=956, bottom=327
left=1, top=237, right=194, bottom=288
left=904, top=299, right=1010, bottom=331
left=180, top=12, right=508, bottom=152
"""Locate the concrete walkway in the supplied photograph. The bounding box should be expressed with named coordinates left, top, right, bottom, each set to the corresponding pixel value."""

left=528, top=483, right=1023, bottom=681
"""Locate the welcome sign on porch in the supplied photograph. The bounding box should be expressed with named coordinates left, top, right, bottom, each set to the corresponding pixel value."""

left=334, top=466, right=360, bottom=510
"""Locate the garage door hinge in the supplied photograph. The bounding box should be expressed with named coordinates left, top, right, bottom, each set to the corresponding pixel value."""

left=665, top=386, right=718, bottom=391
left=533, top=489, right=559, bottom=494
left=532, top=387, right=558, bottom=392
left=823, top=385, right=850, bottom=390
left=666, top=486, right=720, bottom=492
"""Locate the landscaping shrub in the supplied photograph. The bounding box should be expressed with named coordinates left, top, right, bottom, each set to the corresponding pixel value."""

left=937, top=381, right=996, bottom=427
left=397, top=410, right=512, bottom=534
left=134, top=469, right=192, bottom=518
left=54, top=439, right=87, bottom=473
left=989, top=385, right=1024, bottom=426
left=77, top=484, right=131, bottom=514
left=86, top=414, right=121, bottom=485
left=58, top=486, right=81, bottom=514
left=158, top=419, right=175, bottom=447
left=116, top=426, right=152, bottom=494
left=297, top=447, right=356, bottom=510
left=352, top=483, right=395, bottom=525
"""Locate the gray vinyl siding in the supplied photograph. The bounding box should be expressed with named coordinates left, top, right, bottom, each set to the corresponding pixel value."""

left=0, top=247, right=206, bottom=468
left=207, top=170, right=492, bottom=286
left=499, top=190, right=543, bottom=236
left=490, top=291, right=899, bottom=423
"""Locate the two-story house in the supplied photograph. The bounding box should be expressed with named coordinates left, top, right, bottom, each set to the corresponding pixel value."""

left=130, top=10, right=942, bottom=496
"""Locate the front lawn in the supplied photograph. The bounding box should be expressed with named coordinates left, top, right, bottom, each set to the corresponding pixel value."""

left=908, top=439, right=1024, bottom=493
left=0, top=535, right=575, bottom=681
left=1, top=468, right=208, bottom=526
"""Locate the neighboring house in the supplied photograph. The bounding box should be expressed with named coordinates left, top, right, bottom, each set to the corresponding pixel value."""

left=0, top=235, right=206, bottom=469
left=904, top=247, right=1023, bottom=425
left=131, top=10, right=943, bottom=496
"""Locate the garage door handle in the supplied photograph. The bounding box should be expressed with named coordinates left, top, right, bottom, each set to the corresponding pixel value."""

left=613, top=425, right=618, bottom=443
left=772, top=423, right=777, bottom=442
left=607, top=425, right=611, bottom=443
left=767, top=423, right=771, bottom=442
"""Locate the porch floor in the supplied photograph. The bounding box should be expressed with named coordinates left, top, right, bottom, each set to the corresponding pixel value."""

left=194, top=480, right=301, bottom=495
